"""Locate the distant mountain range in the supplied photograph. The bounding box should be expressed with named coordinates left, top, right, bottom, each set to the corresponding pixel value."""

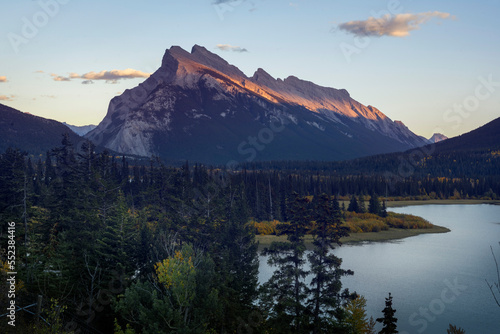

left=428, top=133, right=448, bottom=143
left=63, top=122, right=97, bottom=136
left=85, top=45, right=430, bottom=164
left=0, top=103, right=83, bottom=156
left=10, top=45, right=494, bottom=167
left=281, top=116, right=500, bottom=178
left=430, top=117, right=500, bottom=153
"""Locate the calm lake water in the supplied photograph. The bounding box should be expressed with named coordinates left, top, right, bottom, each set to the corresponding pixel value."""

left=258, top=204, right=500, bottom=333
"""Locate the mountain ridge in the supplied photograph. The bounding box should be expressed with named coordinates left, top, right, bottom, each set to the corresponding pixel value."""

left=86, top=45, right=430, bottom=164
left=0, top=103, right=84, bottom=155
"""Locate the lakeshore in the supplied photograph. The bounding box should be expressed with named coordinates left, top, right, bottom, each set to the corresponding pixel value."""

left=385, top=199, right=500, bottom=207
left=255, top=200, right=491, bottom=250
left=256, top=225, right=450, bottom=251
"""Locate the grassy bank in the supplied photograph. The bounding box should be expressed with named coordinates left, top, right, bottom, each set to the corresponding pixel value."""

left=253, top=210, right=451, bottom=251
left=385, top=199, right=500, bottom=207
left=339, top=199, right=500, bottom=209
left=256, top=225, right=450, bottom=251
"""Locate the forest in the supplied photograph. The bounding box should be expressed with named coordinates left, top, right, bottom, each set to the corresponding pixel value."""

left=0, top=135, right=490, bottom=333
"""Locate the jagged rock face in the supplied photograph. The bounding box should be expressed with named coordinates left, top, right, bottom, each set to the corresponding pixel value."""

left=86, top=45, right=429, bottom=164
left=429, top=133, right=448, bottom=143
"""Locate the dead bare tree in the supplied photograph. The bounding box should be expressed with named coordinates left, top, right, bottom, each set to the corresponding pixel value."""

left=486, top=242, right=500, bottom=308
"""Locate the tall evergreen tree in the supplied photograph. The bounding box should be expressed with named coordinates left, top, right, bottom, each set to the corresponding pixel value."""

left=380, top=199, right=388, bottom=218
left=358, top=195, right=367, bottom=213
left=307, top=194, right=354, bottom=333
left=0, top=148, right=26, bottom=229
left=217, top=185, right=260, bottom=332
left=260, top=193, right=311, bottom=332
left=347, top=195, right=359, bottom=213
left=376, top=293, right=398, bottom=334
left=369, top=193, right=382, bottom=215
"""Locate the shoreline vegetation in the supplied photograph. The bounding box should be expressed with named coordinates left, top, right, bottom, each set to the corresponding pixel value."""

left=254, top=199, right=498, bottom=250
left=256, top=225, right=450, bottom=250
left=384, top=199, right=500, bottom=207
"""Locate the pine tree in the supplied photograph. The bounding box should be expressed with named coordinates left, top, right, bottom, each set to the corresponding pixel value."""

left=447, top=324, right=466, bottom=334
left=358, top=195, right=367, bottom=213
left=217, top=185, right=259, bottom=332
left=260, top=193, right=311, bottom=332
left=0, top=148, right=26, bottom=228
left=376, top=293, right=398, bottom=334
left=369, top=193, right=381, bottom=215
left=307, top=194, right=354, bottom=333
left=347, top=195, right=359, bottom=213
left=380, top=200, right=388, bottom=218
left=345, top=295, right=370, bottom=334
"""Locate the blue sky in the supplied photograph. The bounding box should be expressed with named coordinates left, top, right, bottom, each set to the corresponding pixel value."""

left=1, top=0, right=499, bottom=138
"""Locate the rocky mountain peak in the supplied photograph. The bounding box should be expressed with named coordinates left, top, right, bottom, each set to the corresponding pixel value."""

left=161, top=45, right=247, bottom=82
left=429, top=133, right=448, bottom=143
left=252, top=68, right=275, bottom=83
left=86, top=44, right=429, bottom=162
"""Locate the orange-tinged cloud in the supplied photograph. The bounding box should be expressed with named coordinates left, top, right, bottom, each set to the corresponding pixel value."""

left=51, top=73, right=71, bottom=81
left=80, top=69, right=151, bottom=80
left=50, top=69, right=151, bottom=83
left=0, top=95, right=15, bottom=101
left=0, top=76, right=7, bottom=82
left=338, top=11, right=454, bottom=37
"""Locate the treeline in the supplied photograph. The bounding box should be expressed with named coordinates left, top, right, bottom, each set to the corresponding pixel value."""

left=0, top=136, right=487, bottom=333
left=1, top=137, right=260, bottom=333
left=227, top=168, right=498, bottom=222
left=0, top=137, right=384, bottom=333
left=239, top=145, right=500, bottom=179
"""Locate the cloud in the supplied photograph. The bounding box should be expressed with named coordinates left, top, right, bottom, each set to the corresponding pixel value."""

left=79, top=69, right=151, bottom=81
left=51, top=73, right=71, bottom=81
left=215, top=44, right=248, bottom=52
left=49, top=69, right=151, bottom=84
left=34, top=70, right=44, bottom=74
left=337, top=11, right=454, bottom=37
left=0, top=95, right=15, bottom=101
left=213, top=0, right=242, bottom=4
left=0, top=76, right=7, bottom=82
left=41, top=95, right=56, bottom=99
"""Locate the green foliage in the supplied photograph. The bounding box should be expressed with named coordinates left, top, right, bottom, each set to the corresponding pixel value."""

left=31, top=298, right=71, bottom=334
left=369, top=194, right=382, bottom=216
left=347, top=195, right=360, bottom=213
left=114, top=318, right=136, bottom=334
left=376, top=293, right=398, bottom=334
left=345, top=295, right=370, bottom=334
left=447, top=324, right=466, bottom=334
left=155, top=245, right=197, bottom=314
left=6, top=138, right=483, bottom=333
left=307, top=194, right=354, bottom=333
left=260, top=194, right=311, bottom=333
left=114, top=245, right=222, bottom=333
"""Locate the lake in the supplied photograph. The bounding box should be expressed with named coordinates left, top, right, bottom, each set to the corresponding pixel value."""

left=258, top=204, right=500, bottom=333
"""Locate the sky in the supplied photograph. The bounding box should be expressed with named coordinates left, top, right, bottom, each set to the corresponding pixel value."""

left=1, top=0, right=499, bottom=139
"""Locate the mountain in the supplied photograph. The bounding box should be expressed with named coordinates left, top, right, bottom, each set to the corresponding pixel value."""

left=63, top=122, right=97, bottom=136
left=86, top=45, right=429, bottom=164
left=276, top=116, right=500, bottom=178
left=430, top=117, right=500, bottom=153
left=0, top=103, right=84, bottom=155
left=428, top=133, right=448, bottom=143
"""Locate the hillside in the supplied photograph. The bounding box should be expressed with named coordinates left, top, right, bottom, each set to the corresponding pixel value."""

left=0, top=103, right=84, bottom=156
